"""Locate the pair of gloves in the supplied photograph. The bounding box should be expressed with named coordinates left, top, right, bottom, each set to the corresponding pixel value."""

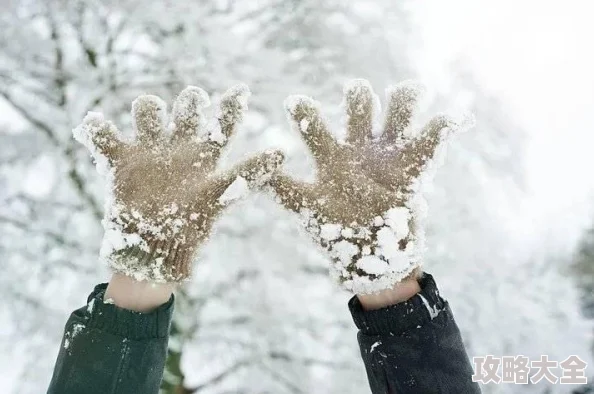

left=75, top=80, right=468, bottom=295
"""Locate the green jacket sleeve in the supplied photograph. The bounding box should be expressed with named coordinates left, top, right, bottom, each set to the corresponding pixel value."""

left=47, top=283, right=174, bottom=394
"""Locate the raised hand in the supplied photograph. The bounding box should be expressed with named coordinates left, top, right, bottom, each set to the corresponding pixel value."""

left=269, top=80, right=471, bottom=294
left=74, top=85, right=283, bottom=282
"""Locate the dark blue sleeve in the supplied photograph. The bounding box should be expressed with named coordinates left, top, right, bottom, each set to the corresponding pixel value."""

left=47, top=284, right=173, bottom=394
left=349, top=273, right=481, bottom=394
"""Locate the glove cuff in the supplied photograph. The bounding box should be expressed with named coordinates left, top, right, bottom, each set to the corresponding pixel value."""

left=107, top=240, right=194, bottom=283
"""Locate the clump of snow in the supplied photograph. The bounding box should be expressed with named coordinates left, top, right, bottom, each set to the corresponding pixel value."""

left=356, top=256, right=389, bottom=275
left=208, top=121, right=226, bottom=145
left=218, top=176, right=249, bottom=205
left=418, top=294, right=440, bottom=319
left=284, top=95, right=321, bottom=136
left=299, top=119, right=310, bottom=133
left=86, top=298, right=95, bottom=314
left=370, top=341, right=381, bottom=353
left=63, top=323, right=85, bottom=351
left=100, top=211, right=144, bottom=257
left=301, top=206, right=421, bottom=294
left=383, top=207, right=410, bottom=240
left=376, top=228, right=403, bottom=259
left=320, top=223, right=342, bottom=241
left=340, top=227, right=354, bottom=238
left=330, top=240, right=359, bottom=267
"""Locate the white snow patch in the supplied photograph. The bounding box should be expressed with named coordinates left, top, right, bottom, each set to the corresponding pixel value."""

left=340, top=227, right=354, bottom=238
left=375, top=227, right=410, bottom=273
left=284, top=95, right=321, bottom=134
left=330, top=240, right=359, bottom=266
left=101, top=227, right=144, bottom=258
left=418, top=294, right=440, bottom=320
left=370, top=341, right=381, bottom=353
left=356, top=255, right=389, bottom=275
left=373, top=216, right=384, bottom=227
left=218, top=176, right=249, bottom=205
left=86, top=298, right=95, bottom=314
left=383, top=207, right=410, bottom=240
left=299, top=119, right=310, bottom=133
left=63, top=323, right=85, bottom=350
left=320, top=223, right=342, bottom=241
left=208, top=121, right=227, bottom=145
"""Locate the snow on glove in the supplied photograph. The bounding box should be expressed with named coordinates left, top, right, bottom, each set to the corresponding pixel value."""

left=269, top=80, right=473, bottom=294
left=74, top=84, right=284, bottom=282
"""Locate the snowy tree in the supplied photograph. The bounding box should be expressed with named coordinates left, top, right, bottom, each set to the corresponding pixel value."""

left=572, top=222, right=594, bottom=393
left=0, top=0, right=376, bottom=392
left=573, top=225, right=594, bottom=319
left=1, top=0, right=592, bottom=393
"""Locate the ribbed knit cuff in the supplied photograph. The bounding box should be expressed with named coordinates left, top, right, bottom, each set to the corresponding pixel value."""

left=85, top=283, right=174, bottom=340
left=348, top=272, right=447, bottom=336
left=109, top=243, right=193, bottom=283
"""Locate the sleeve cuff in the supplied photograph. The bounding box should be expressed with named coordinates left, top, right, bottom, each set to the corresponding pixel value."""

left=84, top=283, right=174, bottom=340
left=348, top=272, right=447, bottom=336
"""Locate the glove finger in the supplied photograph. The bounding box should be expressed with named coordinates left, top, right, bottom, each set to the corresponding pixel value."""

left=210, top=150, right=285, bottom=207
left=381, top=81, right=423, bottom=144
left=396, top=114, right=453, bottom=184
left=268, top=174, right=320, bottom=214
left=210, top=83, right=251, bottom=148
left=171, top=86, right=210, bottom=142
left=131, top=95, right=167, bottom=145
left=344, top=79, right=375, bottom=146
left=284, top=95, right=341, bottom=166
left=73, top=112, right=126, bottom=167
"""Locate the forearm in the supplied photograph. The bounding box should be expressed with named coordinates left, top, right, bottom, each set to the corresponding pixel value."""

left=350, top=273, right=480, bottom=394
left=356, top=269, right=422, bottom=310
left=48, top=282, right=174, bottom=394
left=105, top=273, right=175, bottom=313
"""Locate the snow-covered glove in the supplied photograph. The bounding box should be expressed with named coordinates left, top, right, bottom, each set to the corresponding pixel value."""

left=269, top=80, right=472, bottom=294
left=74, top=85, right=284, bottom=282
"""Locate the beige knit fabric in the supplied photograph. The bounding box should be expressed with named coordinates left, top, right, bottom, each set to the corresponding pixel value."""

left=75, top=85, right=283, bottom=282
left=269, top=79, right=468, bottom=294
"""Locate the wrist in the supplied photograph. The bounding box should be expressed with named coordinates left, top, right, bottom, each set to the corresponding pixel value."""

left=104, top=273, right=175, bottom=313
left=356, top=269, right=422, bottom=311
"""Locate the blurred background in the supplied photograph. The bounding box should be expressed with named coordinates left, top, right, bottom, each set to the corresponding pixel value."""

left=1, top=0, right=593, bottom=393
